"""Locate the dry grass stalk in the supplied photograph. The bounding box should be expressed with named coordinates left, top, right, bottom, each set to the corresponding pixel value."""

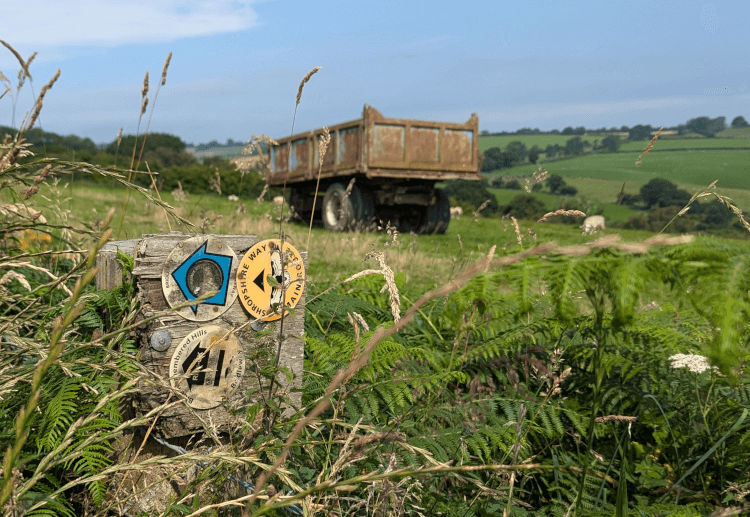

left=256, top=182, right=269, bottom=203
left=473, top=199, right=490, bottom=221
left=524, top=167, right=549, bottom=193
left=296, top=66, right=321, bottom=106
left=635, top=126, right=663, bottom=166
left=307, top=128, right=331, bottom=252
left=511, top=216, right=522, bottom=245
left=160, top=52, right=172, bottom=85
left=145, top=162, right=172, bottom=232
left=364, top=250, right=401, bottom=322
left=210, top=168, right=222, bottom=195
left=595, top=415, right=637, bottom=423
left=22, top=68, right=60, bottom=131
left=0, top=40, right=31, bottom=81
left=141, top=71, right=149, bottom=98
left=536, top=209, right=586, bottom=224
left=345, top=177, right=356, bottom=196
left=20, top=164, right=53, bottom=200
left=379, top=220, right=399, bottom=247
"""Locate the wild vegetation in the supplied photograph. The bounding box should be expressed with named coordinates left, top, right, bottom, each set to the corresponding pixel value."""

left=3, top=41, right=750, bottom=517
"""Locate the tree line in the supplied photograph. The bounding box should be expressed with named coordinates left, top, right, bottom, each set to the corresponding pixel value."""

left=480, top=115, right=750, bottom=172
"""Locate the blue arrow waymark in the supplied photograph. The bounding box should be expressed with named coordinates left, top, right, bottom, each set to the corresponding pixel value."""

left=171, top=241, right=233, bottom=314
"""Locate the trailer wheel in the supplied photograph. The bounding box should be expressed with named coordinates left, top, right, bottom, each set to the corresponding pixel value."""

left=349, top=184, right=375, bottom=230
left=322, top=183, right=354, bottom=232
left=290, top=188, right=310, bottom=223
left=420, top=189, right=450, bottom=234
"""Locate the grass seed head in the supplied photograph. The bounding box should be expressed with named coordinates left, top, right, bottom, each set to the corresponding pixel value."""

left=296, top=66, right=321, bottom=106
left=161, top=52, right=172, bottom=85
left=636, top=126, right=663, bottom=166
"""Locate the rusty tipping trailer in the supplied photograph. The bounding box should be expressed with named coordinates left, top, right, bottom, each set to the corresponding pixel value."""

left=266, top=104, right=480, bottom=234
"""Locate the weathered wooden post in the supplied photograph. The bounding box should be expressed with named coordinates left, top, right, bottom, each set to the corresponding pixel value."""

left=96, top=231, right=306, bottom=438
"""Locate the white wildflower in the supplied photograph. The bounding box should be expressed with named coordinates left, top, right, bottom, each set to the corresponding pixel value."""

left=669, top=353, right=715, bottom=374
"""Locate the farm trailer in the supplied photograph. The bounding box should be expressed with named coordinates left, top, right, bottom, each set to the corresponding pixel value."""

left=265, top=104, right=481, bottom=234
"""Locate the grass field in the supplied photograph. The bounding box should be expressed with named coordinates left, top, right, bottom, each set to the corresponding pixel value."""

left=478, top=134, right=600, bottom=151
left=3, top=181, right=672, bottom=291
left=618, top=138, right=750, bottom=151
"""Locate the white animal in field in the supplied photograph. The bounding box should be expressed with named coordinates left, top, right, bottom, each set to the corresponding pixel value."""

left=450, top=206, right=463, bottom=218
left=581, top=215, right=605, bottom=235
left=227, top=194, right=239, bottom=201
left=272, top=196, right=285, bottom=206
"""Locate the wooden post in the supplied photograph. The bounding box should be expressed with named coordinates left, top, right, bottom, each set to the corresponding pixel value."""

left=96, top=231, right=306, bottom=438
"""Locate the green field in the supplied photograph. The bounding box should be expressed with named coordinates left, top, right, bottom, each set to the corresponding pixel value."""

left=478, top=134, right=601, bottom=151
left=619, top=137, right=750, bottom=152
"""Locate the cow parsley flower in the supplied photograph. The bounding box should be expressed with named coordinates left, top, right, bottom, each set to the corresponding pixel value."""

left=669, top=353, right=715, bottom=374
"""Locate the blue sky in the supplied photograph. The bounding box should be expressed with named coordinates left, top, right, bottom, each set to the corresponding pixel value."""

left=1, top=0, right=748, bottom=145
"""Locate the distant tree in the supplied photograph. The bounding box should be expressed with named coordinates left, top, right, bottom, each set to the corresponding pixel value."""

left=600, top=135, right=621, bottom=153
left=480, top=129, right=490, bottom=135
left=528, top=145, right=541, bottom=164
left=702, top=199, right=731, bottom=226
left=686, top=116, right=726, bottom=138
left=564, top=136, right=585, bottom=156
left=639, top=178, right=691, bottom=209
left=628, top=124, right=653, bottom=141
left=731, top=116, right=749, bottom=128
left=559, top=185, right=578, bottom=197
left=505, top=141, right=528, bottom=164
left=620, top=125, right=630, bottom=133
left=504, top=179, right=522, bottom=190
left=531, top=183, right=542, bottom=192
left=443, top=180, right=499, bottom=215
left=657, top=189, right=691, bottom=208
left=619, top=193, right=641, bottom=207
left=640, top=178, right=675, bottom=208
left=107, top=132, right=186, bottom=155
left=502, top=194, right=547, bottom=220
left=574, top=126, right=586, bottom=135
left=550, top=129, right=560, bottom=135
left=481, top=147, right=503, bottom=172
left=561, top=126, right=575, bottom=135
left=544, top=144, right=556, bottom=158
left=546, top=174, right=566, bottom=194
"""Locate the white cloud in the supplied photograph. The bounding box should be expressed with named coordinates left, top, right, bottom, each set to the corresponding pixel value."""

left=0, top=1, right=259, bottom=47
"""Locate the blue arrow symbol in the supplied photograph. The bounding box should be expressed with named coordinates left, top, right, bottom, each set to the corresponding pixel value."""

left=171, top=241, right=233, bottom=314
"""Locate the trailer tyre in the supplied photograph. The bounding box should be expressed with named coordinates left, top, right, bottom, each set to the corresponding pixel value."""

left=349, top=185, right=375, bottom=230
left=322, top=183, right=354, bottom=232
left=421, top=189, right=450, bottom=234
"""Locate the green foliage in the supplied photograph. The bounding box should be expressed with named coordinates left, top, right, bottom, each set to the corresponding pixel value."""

left=105, top=132, right=187, bottom=155
left=686, top=116, right=726, bottom=138
left=639, top=178, right=691, bottom=209
left=731, top=115, right=749, bottom=129
left=547, top=174, right=566, bottom=194
left=564, top=136, right=585, bottom=156
left=600, top=134, right=621, bottom=153
left=502, top=193, right=547, bottom=219
left=442, top=179, right=499, bottom=215
left=628, top=124, right=654, bottom=141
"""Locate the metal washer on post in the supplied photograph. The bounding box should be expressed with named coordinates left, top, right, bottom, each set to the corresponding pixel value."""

left=161, top=236, right=239, bottom=322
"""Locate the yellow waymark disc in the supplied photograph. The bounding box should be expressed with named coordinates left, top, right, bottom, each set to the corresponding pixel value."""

left=236, top=239, right=305, bottom=322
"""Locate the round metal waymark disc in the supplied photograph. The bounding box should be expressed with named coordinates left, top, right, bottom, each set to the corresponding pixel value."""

left=162, top=236, right=238, bottom=322
left=169, top=325, right=245, bottom=410
left=236, top=239, right=305, bottom=322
